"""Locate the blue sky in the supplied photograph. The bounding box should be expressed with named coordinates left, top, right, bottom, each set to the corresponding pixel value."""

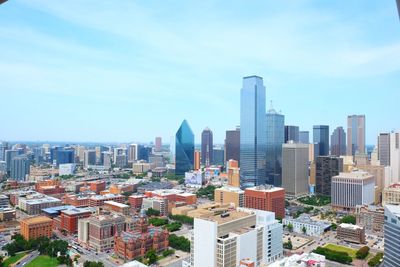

left=0, top=0, right=399, bottom=144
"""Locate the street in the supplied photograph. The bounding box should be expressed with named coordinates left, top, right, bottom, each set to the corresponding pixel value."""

left=15, top=250, right=40, bottom=267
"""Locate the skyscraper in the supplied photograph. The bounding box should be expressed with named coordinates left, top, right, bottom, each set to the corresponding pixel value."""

left=175, top=120, right=194, bottom=175
left=284, top=125, right=299, bottom=143
left=299, top=131, right=309, bottom=144
left=347, top=115, right=366, bottom=156
left=390, top=131, right=400, bottom=184
left=384, top=204, right=400, bottom=267
left=201, top=127, right=213, bottom=166
left=213, top=147, right=224, bottom=166
left=331, top=126, right=346, bottom=156
left=84, top=150, right=96, bottom=168
left=266, top=108, right=284, bottom=186
left=282, top=143, right=309, bottom=197
left=240, top=76, right=267, bottom=187
left=377, top=133, right=390, bottom=166
left=127, top=144, right=138, bottom=163
left=155, top=137, right=162, bottom=152
left=315, top=156, right=343, bottom=196
left=313, top=125, right=330, bottom=156
left=0, top=141, right=8, bottom=161
left=225, top=126, right=240, bottom=164
left=5, top=149, right=18, bottom=173
left=10, top=155, right=30, bottom=181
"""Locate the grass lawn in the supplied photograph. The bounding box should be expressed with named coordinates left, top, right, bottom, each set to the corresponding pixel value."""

left=26, top=255, right=59, bottom=267
left=324, top=244, right=357, bottom=259
left=3, top=252, right=27, bottom=267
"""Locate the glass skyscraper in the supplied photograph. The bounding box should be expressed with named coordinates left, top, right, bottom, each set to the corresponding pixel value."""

left=240, top=76, right=267, bottom=187
left=266, top=108, right=284, bottom=186
left=175, top=120, right=194, bottom=175
left=313, top=125, right=330, bottom=156
left=201, top=127, right=213, bottom=166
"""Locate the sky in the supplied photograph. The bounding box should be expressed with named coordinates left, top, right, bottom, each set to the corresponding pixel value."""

left=0, top=0, right=399, bottom=145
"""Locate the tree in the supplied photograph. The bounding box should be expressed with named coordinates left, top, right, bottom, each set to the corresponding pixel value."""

left=162, top=249, right=175, bottom=257
left=368, top=253, right=383, bottom=267
left=169, top=234, right=190, bottom=252
left=146, top=208, right=161, bottom=217
left=340, top=215, right=356, bottom=225
left=313, top=247, right=352, bottom=264
left=47, top=240, right=68, bottom=257
left=168, top=214, right=194, bottom=225
left=0, top=255, right=4, bottom=267
left=331, top=223, right=337, bottom=231
left=148, top=217, right=169, bottom=227
left=287, top=223, right=293, bottom=232
left=283, top=240, right=293, bottom=250
left=164, top=222, right=182, bottom=232
left=145, top=249, right=158, bottom=265
left=83, top=261, right=105, bottom=267
left=302, top=226, right=307, bottom=234
left=356, top=246, right=370, bottom=260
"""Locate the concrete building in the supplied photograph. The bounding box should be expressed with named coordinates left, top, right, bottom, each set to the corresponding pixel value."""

left=355, top=205, right=384, bottom=235
left=155, top=137, right=162, bottom=152
left=10, top=155, right=30, bottom=181
left=104, top=201, right=130, bottom=216
left=331, top=126, right=346, bottom=156
left=337, top=223, right=365, bottom=244
left=227, top=166, right=240, bottom=188
left=331, top=171, right=375, bottom=211
left=282, top=214, right=331, bottom=237
left=0, top=208, right=16, bottom=221
left=59, top=163, right=76, bottom=176
left=142, top=197, right=168, bottom=216
left=357, top=164, right=385, bottom=204
left=0, top=194, right=9, bottom=208
left=87, top=214, right=125, bottom=251
left=244, top=185, right=285, bottom=219
left=384, top=204, right=400, bottom=267
left=282, top=143, right=309, bottom=197
left=225, top=127, right=240, bottom=164
left=19, top=195, right=62, bottom=215
left=383, top=184, right=400, bottom=205
left=214, top=186, right=245, bottom=208
left=315, top=156, right=343, bottom=196
left=59, top=207, right=93, bottom=234
left=84, top=150, right=96, bottom=168
left=347, top=115, right=366, bottom=156
left=20, top=216, right=53, bottom=240
left=390, top=131, right=400, bottom=184
left=378, top=133, right=390, bottom=166
left=188, top=208, right=282, bottom=267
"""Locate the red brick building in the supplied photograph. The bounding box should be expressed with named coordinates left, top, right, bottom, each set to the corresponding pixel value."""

left=129, top=195, right=145, bottom=211
left=244, top=185, right=286, bottom=219
left=88, top=194, right=125, bottom=207
left=63, top=194, right=90, bottom=207
left=89, top=181, right=106, bottom=194
left=59, top=207, right=93, bottom=234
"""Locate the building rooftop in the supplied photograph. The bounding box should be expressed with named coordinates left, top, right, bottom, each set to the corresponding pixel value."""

left=42, top=205, right=75, bottom=214
left=216, top=186, right=244, bottom=193
left=339, top=223, right=363, bottom=230
left=246, top=185, right=284, bottom=192
left=284, top=214, right=331, bottom=229
left=90, top=194, right=123, bottom=200
left=334, top=170, right=373, bottom=179
left=199, top=210, right=254, bottom=225
left=61, top=207, right=93, bottom=215
left=23, top=196, right=62, bottom=205
left=22, top=216, right=53, bottom=225
left=386, top=204, right=400, bottom=219
left=104, top=201, right=129, bottom=208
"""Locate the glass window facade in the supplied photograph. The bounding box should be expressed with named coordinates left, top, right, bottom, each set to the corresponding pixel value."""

left=175, top=120, right=194, bottom=175
left=313, top=125, right=329, bottom=156
left=240, top=76, right=267, bottom=187
left=266, top=110, right=284, bottom=186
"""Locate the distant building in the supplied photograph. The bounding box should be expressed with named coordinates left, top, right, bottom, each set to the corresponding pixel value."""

left=383, top=184, right=400, bottom=206
left=142, top=197, right=168, bottom=216
left=331, top=127, right=346, bottom=156
left=284, top=125, right=299, bottom=143
left=194, top=150, right=200, bottom=170
left=201, top=127, right=213, bottom=167
left=0, top=194, right=8, bottom=208
left=10, top=155, right=30, bottom=181
left=84, top=150, right=96, bottom=168
left=101, top=152, right=112, bottom=168
left=104, top=201, right=130, bottom=216
left=175, top=120, right=194, bottom=175
left=355, top=205, right=384, bottom=235
left=347, top=115, right=366, bottom=156
left=390, top=131, right=400, bottom=184
left=5, top=149, right=18, bottom=173
left=0, top=208, right=16, bottom=222
left=337, top=223, right=365, bottom=244
left=184, top=171, right=203, bottom=187
left=227, top=166, right=240, bottom=188
left=244, top=185, right=285, bottom=219
left=155, top=137, right=162, bottom=152
left=313, top=125, right=329, bottom=156
left=384, top=204, right=400, bottom=267
left=377, top=133, right=390, bottom=166
left=59, top=163, right=76, bottom=176
left=225, top=126, right=240, bottom=164
left=21, top=216, right=53, bottom=240
left=282, top=143, right=309, bottom=197
left=299, top=131, right=309, bottom=144
left=213, top=147, right=225, bottom=166
left=315, top=156, right=343, bottom=196
left=282, top=214, right=331, bottom=237
left=331, top=171, right=375, bottom=211
left=127, top=144, right=138, bottom=164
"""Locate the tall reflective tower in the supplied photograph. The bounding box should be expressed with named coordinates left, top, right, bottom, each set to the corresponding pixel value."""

left=175, top=120, right=194, bottom=175
left=266, top=106, right=284, bottom=186
left=201, top=127, right=213, bottom=167
left=240, top=76, right=267, bottom=187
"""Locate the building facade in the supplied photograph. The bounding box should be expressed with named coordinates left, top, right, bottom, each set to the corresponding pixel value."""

left=225, top=127, right=240, bottom=164
left=284, top=126, right=299, bottom=143
left=337, top=223, right=365, bottom=244
left=201, top=127, right=214, bottom=167
left=175, top=120, right=195, bottom=175
left=347, top=115, right=366, bottom=156
left=21, top=216, right=53, bottom=240
left=244, top=185, right=285, bottom=219
left=214, top=187, right=244, bottom=208
left=282, top=143, right=309, bottom=197
left=299, top=131, right=309, bottom=144
left=313, top=125, right=329, bottom=156
left=315, top=156, right=343, bottom=196
left=384, top=204, right=400, bottom=267
left=378, top=133, right=390, bottom=166
left=266, top=108, right=284, bottom=186
left=10, top=156, right=30, bottom=181
left=331, top=126, right=346, bottom=156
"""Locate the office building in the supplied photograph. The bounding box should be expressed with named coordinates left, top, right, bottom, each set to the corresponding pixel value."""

left=331, top=127, right=346, bottom=156
left=357, top=164, right=385, bottom=204
left=383, top=184, right=400, bottom=205
left=313, top=125, right=329, bottom=156
left=142, top=197, right=168, bottom=216
left=266, top=108, right=284, bottom=186
left=59, top=207, right=93, bottom=234
left=283, top=214, right=331, bottom=237
left=194, top=151, right=200, bottom=170
left=240, top=76, right=267, bottom=187
left=227, top=166, right=240, bottom=187
left=390, top=131, right=400, bottom=184
left=115, top=154, right=127, bottom=168
left=201, top=127, right=214, bottom=167
left=315, top=156, right=343, bottom=196
left=355, top=205, right=384, bottom=234
left=127, top=144, right=138, bottom=164
left=21, top=216, right=53, bottom=240
left=214, top=186, right=245, bottom=208
left=225, top=126, right=240, bottom=164
left=5, top=149, right=18, bottom=173
left=55, top=149, right=75, bottom=166
left=155, top=137, right=162, bottom=152
left=284, top=125, right=299, bottom=143
left=331, top=171, right=375, bottom=211
left=378, top=133, right=390, bottom=166
left=244, top=185, right=285, bottom=219
left=138, top=145, right=152, bottom=161
left=88, top=214, right=125, bottom=252
left=104, top=201, right=130, bottom=216
left=88, top=194, right=125, bottom=207
left=102, top=152, right=112, bottom=167
left=384, top=204, right=400, bottom=267
left=175, top=120, right=194, bottom=175
left=0, top=141, right=8, bottom=161
left=337, top=224, right=365, bottom=244
left=59, top=163, right=76, bottom=176
left=114, top=211, right=169, bottom=261
left=0, top=208, right=16, bottom=222
left=10, top=155, right=30, bottom=181
left=84, top=150, right=96, bottom=167
left=347, top=115, right=366, bottom=156
left=282, top=143, right=309, bottom=197
left=19, top=195, right=62, bottom=215
left=299, top=131, right=309, bottom=144
left=213, top=147, right=225, bottom=166
left=188, top=208, right=282, bottom=267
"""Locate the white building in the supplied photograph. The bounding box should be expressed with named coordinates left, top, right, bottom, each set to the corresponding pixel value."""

left=187, top=208, right=282, bottom=267
left=331, top=170, right=375, bottom=211
left=282, top=214, right=331, bottom=237
left=185, top=171, right=203, bottom=187
left=59, top=163, right=76, bottom=176
left=384, top=204, right=400, bottom=267
left=269, top=253, right=326, bottom=267
left=390, top=131, right=400, bottom=184
left=282, top=143, right=309, bottom=197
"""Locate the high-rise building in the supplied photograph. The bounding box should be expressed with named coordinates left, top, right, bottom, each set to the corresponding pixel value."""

left=377, top=133, right=390, bottom=166
left=5, top=149, right=18, bottom=173
left=56, top=149, right=75, bottom=166
left=225, top=126, right=240, bottom=164
left=331, top=171, right=375, bottom=211
left=138, top=145, right=152, bottom=161
left=244, top=185, right=285, bottom=219
left=315, top=156, right=343, bottom=196
left=194, top=150, right=200, bottom=170
left=284, top=125, right=299, bottom=143
left=155, top=137, right=162, bottom=152
left=266, top=108, right=284, bottom=186
left=347, top=115, right=366, bottom=156
left=331, top=127, right=346, bottom=156
left=10, top=156, right=30, bottom=181
left=84, top=150, right=96, bottom=168
left=384, top=204, right=400, bottom=267
left=240, top=76, right=267, bottom=187
left=282, top=143, right=309, bottom=197
left=0, top=141, right=8, bottom=161
left=188, top=208, right=282, bottom=267
left=213, top=147, right=225, bottom=166
left=101, top=152, right=112, bottom=168
left=390, top=131, right=400, bottom=183
left=313, top=125, right=330, bottom=156
left=175, top=120, right=194, bottom=175
left=299, top=131, right=309, bottom=144
left=201, top=127, right=213, bottom=167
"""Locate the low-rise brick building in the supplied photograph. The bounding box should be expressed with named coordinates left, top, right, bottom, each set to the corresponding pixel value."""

left=21, top=216, right=53, bottom=240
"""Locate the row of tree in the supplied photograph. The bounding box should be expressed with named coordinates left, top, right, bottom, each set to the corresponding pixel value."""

left=313, top=246, right=352, bottom=264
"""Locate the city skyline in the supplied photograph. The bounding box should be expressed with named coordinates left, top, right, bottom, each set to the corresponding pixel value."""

left=0, top=1, right=400, bottom=144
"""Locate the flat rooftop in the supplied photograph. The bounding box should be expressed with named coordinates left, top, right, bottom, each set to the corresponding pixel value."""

left=23, top=216, right=53, bottom=225
left=61, top=207, right=93, bottom=215
left=339, top=223, right=363, bottom=230
left=104, top=201, right=129, bottom=208
left=42, top=205, right=75, bottom=214
left=246, top=185, right=284, bottom=192
left=199, top=210, right=254, bottom=225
